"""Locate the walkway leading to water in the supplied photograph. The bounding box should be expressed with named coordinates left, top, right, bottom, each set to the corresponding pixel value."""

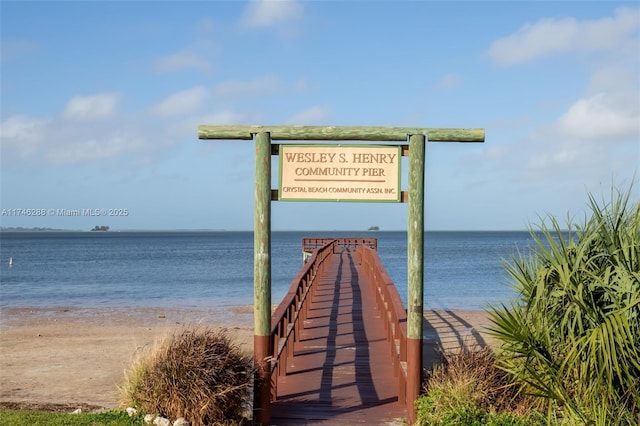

left=270, top=248, right=406, bottom=425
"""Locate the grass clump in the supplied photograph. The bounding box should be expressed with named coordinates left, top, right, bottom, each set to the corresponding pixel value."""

left=415, top=346, right=544, bottom=426
left=119, top=327, right=255, bottom=426
left=488, top=186, right=640, bottom=425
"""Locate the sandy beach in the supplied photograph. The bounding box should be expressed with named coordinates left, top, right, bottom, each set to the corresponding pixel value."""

left=0, top=306, right=493, bottom=411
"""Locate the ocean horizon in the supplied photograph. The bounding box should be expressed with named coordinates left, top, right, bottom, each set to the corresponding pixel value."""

left=0, top=230, right=534, bottom=312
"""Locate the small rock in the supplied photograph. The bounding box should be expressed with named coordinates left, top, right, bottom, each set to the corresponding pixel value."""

left=126, top=407, right=138, bottom=416
left=71, top=408, right=82, bottom=414
left=144, top=413, right=156, bottom=424
left=153, top=416, right=171, bottom=426
left=173, top=418, right=190, bottom=426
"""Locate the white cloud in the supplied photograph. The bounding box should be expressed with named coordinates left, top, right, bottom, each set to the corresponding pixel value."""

left=3, top=88, right=256, bottom=167
left=2, top=91, right=159, bottom=166
left=44, top=134, right=147, bottom=165
left=152, top=86, right=209, bottom=117
left=175, top=110, right=250, bottom=139
left=213, top=76, right=282, bottom=97
left=489, top=7, right=640, bottom=65
left=154, top=50, right=211, bottom=73
left=285, top=106, right=330, bottom=125
left=1, top=112, right=152, bottom=166
left=518, top=90, right=638, bottom=180
left=587, top=66, right=638, bottom=94
left=481, top=7, right=639, bottom=188
left=241, top=0, right=303, bottom=29
left=0, top=115, right=48, bottom=157
left=63, top=93, right=120, bottom=121
left=525, top=148, right=581, bottom=171
left=481, top=88, right=638, bottom=187
left=556, top=92, right=639, bottom=141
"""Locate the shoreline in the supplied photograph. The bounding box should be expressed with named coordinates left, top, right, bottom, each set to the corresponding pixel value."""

left=0, top=306, right=493, bottom=411
left=0, top=306, right=257, bottom=329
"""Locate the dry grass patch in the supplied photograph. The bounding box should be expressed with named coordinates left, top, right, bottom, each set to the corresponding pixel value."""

left=119, top=327, right=255, bottom=426
left=417, top=346, right=542, bottom=425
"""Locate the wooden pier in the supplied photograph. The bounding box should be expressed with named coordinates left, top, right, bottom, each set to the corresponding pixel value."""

left=267, top=238, right=408, bottom=425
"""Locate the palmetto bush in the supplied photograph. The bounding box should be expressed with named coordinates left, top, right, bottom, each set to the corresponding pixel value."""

left=488, top=187, right=640, bottom=425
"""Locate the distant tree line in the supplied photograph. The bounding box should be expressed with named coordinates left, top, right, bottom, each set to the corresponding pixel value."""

left=0, top=227, right=62, bottom=232
left=91, top=225, right=110, bottom=232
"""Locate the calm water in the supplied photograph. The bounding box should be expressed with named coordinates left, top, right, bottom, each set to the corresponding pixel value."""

left=0, top=231, right=534, bottom=311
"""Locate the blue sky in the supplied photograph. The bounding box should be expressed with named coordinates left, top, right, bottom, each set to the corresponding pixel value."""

left=1, top=1, right=638, bottom=231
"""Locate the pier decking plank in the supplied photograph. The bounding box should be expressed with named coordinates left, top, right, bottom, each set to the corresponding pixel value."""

left=271, top=249, right=406, bottom=425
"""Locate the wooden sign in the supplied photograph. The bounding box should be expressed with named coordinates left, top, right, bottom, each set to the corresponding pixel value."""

left=279, top=144, right=401, bottom=202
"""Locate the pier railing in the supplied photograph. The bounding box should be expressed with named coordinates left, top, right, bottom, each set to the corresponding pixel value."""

left=302, top=237, right=377, bottom=259
left=357, top=244, right=408, bottom=404
left=269, top=239, right=337, bottom=398
left=269, top=237, right=408, bottom=406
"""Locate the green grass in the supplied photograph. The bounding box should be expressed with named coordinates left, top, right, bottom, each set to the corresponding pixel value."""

left=415, top=396, right=542, bottom=426
left=0, top=409, right=144, bottom=426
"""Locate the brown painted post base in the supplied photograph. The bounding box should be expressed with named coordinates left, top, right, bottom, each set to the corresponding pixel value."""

left=407, top=337, right=423, bottom=424
left=253, top=334, right=271, bottom=425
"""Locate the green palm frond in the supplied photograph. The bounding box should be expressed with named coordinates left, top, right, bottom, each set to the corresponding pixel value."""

left=488, top=184, right=640, bottom=425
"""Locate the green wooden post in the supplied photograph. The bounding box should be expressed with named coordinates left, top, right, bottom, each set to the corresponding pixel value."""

left=253, top=131, right=272, bottom=425
left=407, top=133, right=425, bottom=424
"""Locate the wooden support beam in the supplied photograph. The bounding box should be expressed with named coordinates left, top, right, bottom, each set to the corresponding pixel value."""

left=253, top=132, right=272, bottom=425
left=199, top=125, right=484, bottom=142
left=406, top=134, right=425, bottom=424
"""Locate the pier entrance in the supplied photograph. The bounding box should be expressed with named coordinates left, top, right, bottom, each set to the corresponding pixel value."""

left=198, top=125, right=484, bottom=424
